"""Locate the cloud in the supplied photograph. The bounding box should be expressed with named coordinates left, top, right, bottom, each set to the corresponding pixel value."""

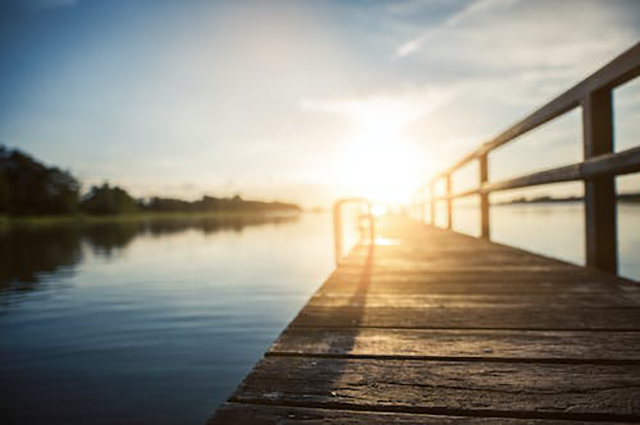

left=395, top=0, right=520, bottom=58
left=301, top=85, right=456, bottom=131
left=4, top=0, right=639, bottom=204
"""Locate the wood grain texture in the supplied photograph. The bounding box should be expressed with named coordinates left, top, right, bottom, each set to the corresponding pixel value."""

left=208, top=216, right=640, bottom=423
left=308, top=292, right=640, bottom=307
left=231, top=357, right=640, bottom=420
left=269, top=328, right=640, bottom=362
left=208, top=403, right=629, bottom=425
left=290, top=306, right=640, bottom=330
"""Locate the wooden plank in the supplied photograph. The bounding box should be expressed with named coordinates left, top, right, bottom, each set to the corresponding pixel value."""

left=319, top=281, right=631, bottom=297
left=290, top=306, right=640, bottom=330
left=335, top=264, right=583, bottom=273
left=323, top=272, right=625, bottom=290
left=333, top=265, right=600, bottom=276
left=208, top=403, right=627, bottom=425
left=343, top=248, right=564, bottom=260
left=339, top=254, right=576, bottom=267
left=329, top=267, right=624, bottom=283
left=269, top=328, right=640, bottom=362
left=307, top=292, right=640, bottom=308
left=230, top=357, right=640, bottom=421
left=208, top=215, right=640, bottom=422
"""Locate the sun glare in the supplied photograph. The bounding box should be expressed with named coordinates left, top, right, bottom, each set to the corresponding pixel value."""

left=371, top=204, right=388, bottom=216
left=339, top=104, right=425, bottom=205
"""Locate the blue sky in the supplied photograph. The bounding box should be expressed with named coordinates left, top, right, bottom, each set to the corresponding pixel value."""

left=1, top=0, right=639, bottom=206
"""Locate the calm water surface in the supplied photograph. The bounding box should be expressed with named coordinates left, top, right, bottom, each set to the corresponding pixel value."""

left=453, top=203, right=640, bottom=280
left=0, top=214, right=333, bottom=425
left=1, top=206, right=638, bottom=425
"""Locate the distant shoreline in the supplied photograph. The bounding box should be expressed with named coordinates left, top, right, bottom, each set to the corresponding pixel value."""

left=0, top=210, right=302, bottom=230
left=498, top=193, right=640, bottom=205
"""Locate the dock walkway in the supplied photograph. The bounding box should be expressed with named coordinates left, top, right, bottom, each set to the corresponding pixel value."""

left=209, top=216, right=640, bottom=424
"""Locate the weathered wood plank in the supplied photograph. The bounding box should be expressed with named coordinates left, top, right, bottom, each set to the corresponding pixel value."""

left=269, top=328, right=640, bottom=362
left=319, top=280, right=630, bottom=296
left=336, top=263, right=581, bottom=273
left=323, top=269, right=635, bottom=293
left=340, top=253, right=573, bottom=264
left=308, top=292, right=640, bottom=307
left=208, top=403, right=629, bottom=425
left=290, top=306, right=640, bottom=330
left=330, top=266, right=622, bottom=282
left=230, top=357, right=640, bottom=420
left=209, top=215, right=640, bottom=422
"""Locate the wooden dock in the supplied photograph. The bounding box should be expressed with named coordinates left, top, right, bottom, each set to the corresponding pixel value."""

left=208, top=43, right=640, bottom=424
left=208, top=215, right=640, bottom=424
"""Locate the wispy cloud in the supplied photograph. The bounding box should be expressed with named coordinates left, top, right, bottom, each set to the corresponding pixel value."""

left=395, top=0, right=520, bottom=58
left=301, top=86, right=456, bottom=130
left=3, top=0, right=639, bottom=204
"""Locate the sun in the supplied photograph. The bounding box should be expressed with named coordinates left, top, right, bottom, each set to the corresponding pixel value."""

left=339, top=107, right=425, bottom=205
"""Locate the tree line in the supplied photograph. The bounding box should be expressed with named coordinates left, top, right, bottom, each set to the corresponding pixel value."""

left=0, top=145, right=301, bottom=216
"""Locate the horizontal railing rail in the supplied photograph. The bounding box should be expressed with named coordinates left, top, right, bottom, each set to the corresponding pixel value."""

left=410, top=42, right=640, bottom=275
left=333, top=198, right=375, bottom=266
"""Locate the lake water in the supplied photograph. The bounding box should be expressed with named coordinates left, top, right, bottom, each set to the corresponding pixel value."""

left=0, top=214, right=334, bottom=425
left=1, top=206, right=638, bottom=425
left=451, top=202, right=640, bottom=280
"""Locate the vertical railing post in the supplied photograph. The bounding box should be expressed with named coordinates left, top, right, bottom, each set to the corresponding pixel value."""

left=582, top=89, right=617, bottom=273
left=333, top=202, right=342, bottom=266
left=479, top=153, right=490, bottom=239
left=445, top=173, right=452, bottom=229
left=430, top=181, right=436, bottom=226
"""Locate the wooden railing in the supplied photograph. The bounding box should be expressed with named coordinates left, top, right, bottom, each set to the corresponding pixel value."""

left=333, top=198, right=374, bottom=266
left=410, top=42, right=640, bottom=274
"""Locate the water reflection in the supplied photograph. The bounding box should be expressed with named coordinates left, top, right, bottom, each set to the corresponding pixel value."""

left=0, top=213, right=330, bottom=425
left=0, top=215, right=298, bottom=297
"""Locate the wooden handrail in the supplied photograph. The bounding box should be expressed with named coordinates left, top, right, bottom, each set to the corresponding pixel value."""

left=427, top=145, right=640, bottom=201
left=411, top=42, right=640, bottom=275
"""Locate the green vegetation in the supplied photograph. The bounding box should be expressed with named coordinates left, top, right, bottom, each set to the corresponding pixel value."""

left=0, top=210, right=300, bottom=234
left=81, top=184, right=139, bottom=215
left=0, top=145, right=301, bottom=220
left=0, top=145, right=80, bottom=215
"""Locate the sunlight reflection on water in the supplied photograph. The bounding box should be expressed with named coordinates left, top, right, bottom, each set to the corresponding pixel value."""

left=0, top=214, right=333, bottom=425
left=1, top=205, right=638, bottom=424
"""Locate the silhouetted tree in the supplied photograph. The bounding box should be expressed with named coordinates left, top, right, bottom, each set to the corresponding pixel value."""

left=0, top=168, right=9, bottom=213
left=0, top=144, right=301, bottom=217
left=80, top=183, right=138, bottom=215
left=0, top=145, right=80, bottom=215
left=140, top=194, right=301, bottom=213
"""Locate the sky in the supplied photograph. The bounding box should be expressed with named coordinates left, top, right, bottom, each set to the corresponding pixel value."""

left=1, top=0, right=639, bottom=207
